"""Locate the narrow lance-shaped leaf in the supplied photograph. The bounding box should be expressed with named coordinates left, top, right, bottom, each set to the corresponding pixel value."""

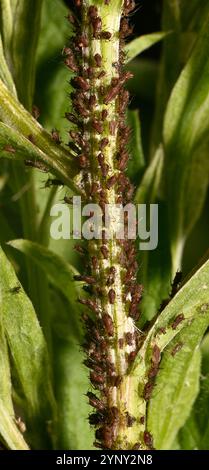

left=0, top=79, right=81, bottom=193
left=125, top=32, right=169, bottom=63
left=0, top=246, right=57, bottom=448
left=0, top=34, right=16, bottom=94
left=163, top=13, right=209, bottom=273
left=0, top=398, right=29, bottom=450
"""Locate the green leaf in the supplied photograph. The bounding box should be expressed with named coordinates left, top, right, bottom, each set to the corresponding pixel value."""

left=0, top=0, right=13, bottom=58
left=0, top=398, right=29, bottom=450
left=163, top=14, right=209, bottom=273
left=8, top=239, right=84, bottom=338
left=125, top=32, right=169, bottom=63
left=148, top=342, right=201, bottom=450
left=0, top=246, right=56, bottom=448
left=127, top=110, right=145, bottom=181
left=0, top=321, right=13, bottom=415
left=11, top=0, right=43, bottom=109
left=135, top=146, right=163, bottom=204
left=178, top=333, right=209, bottom=450
left=8, top=239, right=94, bottom=449
left=0, top=34, right=16, bottom=94
left=53, top=335, right=94, bottom=450
left=0, top=79, right=81, bottom=193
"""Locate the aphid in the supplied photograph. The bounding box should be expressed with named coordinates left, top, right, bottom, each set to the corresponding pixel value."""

left=25, top=160, right=48, bottom=173
left=91, top=17, right=102, bottom=38
left=94, top=53, right=102, bottom=67
left=64, top=55, right=78, bottom=72
left=32, top=105, right=40, bottom=120
left=104, top=72, right=133, bottom=104
left=126, top=412, right=136, bottom=427
left=101, top=109, right=108, bottom=120
left=152, top=344, right=161, bottom=366
left=118, top=338, right=124, bottom=349
left=75, top=34, right=88, bottom=48
left=98, top=70, right=106, bottom=79
left=65, top=112, right=79, bottom=125
left=78, top=298, right=99, bottom=313
left=87, top=392, right=105, bottom=411
left=94, top=441, right=103, bottom=449
left=72, top=76, right=90, bottom=91
left=103, top=313, right=114, bottom=337
left=89, top=412, right=106, bottom=425
left=74, top=275, right=96, bottom=284
left=171, top=313, right=185, bottom=330
left=125, top=332, right=134, bottom=346
left=100, top=163, right=109, bottom=177
left=108, top=289, right=116, bottom=304
left=107, top=266, right=116, bottom=285
left=148, top=365, right=159, bottom=379
left=64, top=196, right=73, bottom=205
left=132, top=443, right=141, bottom=450
left=79, top=154, right=89, bottom=169
left=123, top=0, right=136, bottom=15
left=99, top=85, right=105, bottom=95
left=106, top=175, right=117, bottom=189
left=109, top=120, right=117, bottom=135
left=92, top=256, right=99, bottom=270
left=92, top=119, right=104, bottom=134
left=129, top=303, right=140, bottom=321
left=88, top=5, right=98, bottom=19
left=144, top=431, right=153, bottom=449
left=171, top=342, right=183, bottom=357
left=100, top=31, right=112, bottom=40
left=158, top=326, right=166, bottom=335
left=119, top=90, right=130, bottom=114
left=51, top=129, right=61, bottom=144
left=28, top=133, right=36, bottom=144
left=10, top=285, right=21, bottom=295
left=89, top=94, right=97, bottom=108
left=120, top=17, right=133, bottom=38
left=90, top=371, right=105, bottom=385
left=118, top=151, right=129, bottom=171
left=171, top=271, right=182, bottom=297
left=15, top=417, right=26, bottom=434
left=139, top=416, right=145, bottom=425
left=101, top=245, right=109, bottom=259
left=45, top=178, right=63, bottom=188
left=97, top=152, right=104, bottom=165
left=128, top=350, right=137, bottom=363
left=3, top=145, right=16, bottom=153
left=104, top=0, right=110, bottom=4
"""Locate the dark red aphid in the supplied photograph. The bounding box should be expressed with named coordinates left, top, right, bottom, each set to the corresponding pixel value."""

left=108, top=289, right=116, bottom=304
left=106, top=175, right=117, bottom=189
left=74, top=275, right=96, bottom=284
left=100, top=245, right=109, bottom=259
left=3, top=145, right=16, bottom=153
left=25, top=160, right=48, bottom=172
left=64, top=55, right=78, bottom=72
left=125, top=332, right=134, bottom=346
left=118, top=338, right=124, bottom=349
left=51, top=129, right=61, bottom=144
left=139, top=416, right=145, bottom=425
left=123, top=0, right=136, bottom=15
left=152, top=344, right=161, bottom=366
left=72, top=76, right=90, bottom=91
left=89, top=94, right=97, bottom=108
left=126, top=412, right=136, bottom=427
left=79, top=154, right=89, bottom=168
left=101, top=109, right=108, bottom=120
left=172, top=313, right=185, bottom=330
left=100, top=31, right=112, bottom=40
left=103, top=313, right=114, bottom=337
left=90, top=371, right=105, bottom=385
left=88, top=5, right=98, bottom=19
left=171, top=342, right=183, bottom=356
left=109, top=120, right=117, bottom=135
left=132, top=443, right=141, bottom=450
left=32, top=105, right=40, bottom=120
left=107, top=266, right=116, bottom=285
left=91, top=17, right=102, bottom=38
left=144, top=431, right=154, bottom=449
left=94, top=53, right=102, bottom=67
left=78, top=298, right=99, bottom=313
left=87, top=392, right=105, bottom=411
left=92, top=119, right=104, bottom=134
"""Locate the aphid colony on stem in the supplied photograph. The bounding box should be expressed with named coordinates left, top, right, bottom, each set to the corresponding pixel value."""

left=64, top=0, right=153, bottom=450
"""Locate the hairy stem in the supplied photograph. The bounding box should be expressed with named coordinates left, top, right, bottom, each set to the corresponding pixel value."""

left=67, top=0, right=149, bottom=450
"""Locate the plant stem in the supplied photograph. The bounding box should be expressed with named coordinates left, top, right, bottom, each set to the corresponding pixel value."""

left=68, top=0, right=147, bottom=450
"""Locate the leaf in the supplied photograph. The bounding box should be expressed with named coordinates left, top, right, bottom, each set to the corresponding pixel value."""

left=8, top=239, right=83, bottom=338
left=0, top=34, right=16, bottom=94
left=148, top=342, right=201, bottom=450
left=134, top=147, right=171, bottom=322
left=8, top=239, right=94, bottom=449
left=178, top=333, right=209, bottom=450
left=125, top=32, right=169, bottom=63
left=0, top=246, right=56, bottom=448
left=0, top=79, right=81, bottom=193
left=135, top=146, right=163, bottom=204
left=163, top=14, right=209, bottom=272
left=127, top=110, right=145, bottom=181
left=11, top=0, right=43, bottom=109
left=0, top=0, right=13, bottom=58
left=53, top=334, right=94, bottom=450
left=0, top=321, right=13, bottom=415
left=0, top=398, right=29, bottom=450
